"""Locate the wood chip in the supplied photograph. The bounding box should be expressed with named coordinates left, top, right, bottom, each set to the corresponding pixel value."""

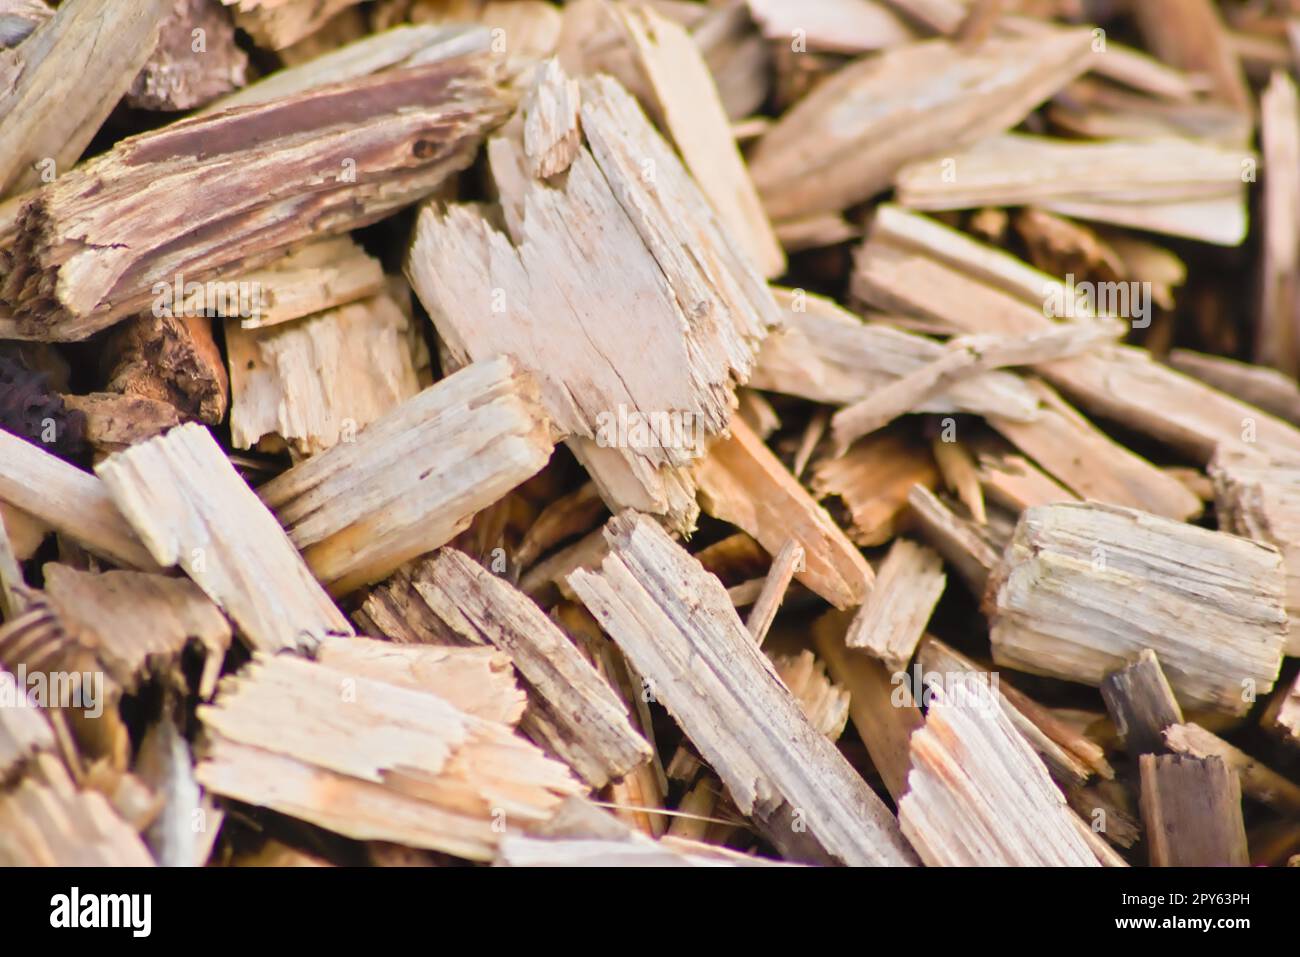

left=258, top=356, right=555, bottom=595
left=228, top=293, right=422, bottom=457
left=128, top=0, right=248, bottom=111
left=895, top=134, right=1253, bottom=245
left=1210, top=445, right=1300, bottom=655
left=987, top=502, right=1287, bottom=715
left=813, top=609, right=921, bottom=803
left=0, top=0, right=173, bottom=197
left=399, top=547, right=652, bottom=789
left=96, top=422, right=353, bottom=653
left=1100, top=650, right=1185, bottom=759
left=0, top=54, right=509, bottom=339
left=408, top=63, right=779, bottom=532
left=845, top=538, right=944, bottom=672
left=1139, top=754, right=1249, bottom=867
left=567, top=511, right=918, bottom=866
left=694, top=416, right=873, bottom=609
left=748, top=29, right=1094, bottom=221
left=195, top=651, right=583, bottom=860
left=898, top=679, right=1099, bottom=867
left=0, top=429, right=159, bottom=570
left=0, top=753, right=155, bottom=865
left=4, top=563, right=233, bottom=700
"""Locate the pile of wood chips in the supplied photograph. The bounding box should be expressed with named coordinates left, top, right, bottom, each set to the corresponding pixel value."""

left=3, top=0, right=1300, bottom=869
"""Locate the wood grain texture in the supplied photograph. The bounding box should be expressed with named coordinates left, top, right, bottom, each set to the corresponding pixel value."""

left=987, top=502, right=1287, bottom=715
left=899, top=679, right=1099, bottom=867
left=694, top=417, right=873, bottom=609
left=405, top=547, right=652, bottom=789
left=1139, top=754, right=1249, bottom=867
left=1100, top=650, right=1184, bottom=759
left=0, top=54, right=509, bottom=340
left=568, top=511, right=917, bottom=866
left=195, top=651, right=583, bottom=860
left=1211, top=445, right=1300, bottom=655
left=408, top=63, right=779, bottom=532
left=0, top=0, right=174, bottom=197
left=96, top=422, right=352, bottom=653
left=749, top=30, right=1094, bottom=220
left=258, top=356, right=555, bottom=595
left=845, top=538, right=944, bottom=672
left=855, top=205, right=1300, bottom=462
left=0, top=429, right=158, bottom=571
left=228, top=293, right=422, bottom=458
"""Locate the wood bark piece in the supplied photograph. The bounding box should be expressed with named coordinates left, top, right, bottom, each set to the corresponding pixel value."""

left=751, top=287, right=1039, bottom=420
left=1100, top=650, right=1184, bottom=759
left=830, top=320, right=1121, bottom=449
left=0, top=754, right=155, bottom=865
left=258, top=356, right=555, bottom=595
left=1164, top=722, right=1300, bottom=816
left=96, top=422, right=353, bottom=654
left=408, top=65, right=779, bottom=533
left=813, top=609, right=920, bottom=803
left=894, top=134, right=1253, bottom=246
left=0, top=0, right=174, bottom=198
left=693, top=417, right=873, bottom=609
left=59, top=393, right=181, bottom=457
left=0, top=429, right=158, bottom=570
left=403, top=547, right=652, bottom=789
left=0, top=563, right=233, bottom=701
left=202, top=23, right=490, bottom=113
left=0, top=54, right=509, bottom=340
left=1257, top=71, right=1300, bottom=374
left=129, top=0, right=248, bottom=111
left=103, top=313, right=229, bottom=425
left=855, top=205, right=1300, bottom=461
left=1139, top=754, right=1249, bottom=867
left=987, top=502, right=1287, bottom=715
left=228, top=293, right=422, bottom=458
left=195, top=652, right=583, bottom=861
left=898, top=679, right=1099, bottom=867
left=567, top=511, right=918, bottom=866
left=224, top=237, right=385, bottom=331
left=845, top=538, right=943, bottom=672
left=1210, top=445, right=1300, bottom=655
left=615, top=5, right=784, bottom=277
left=748, top=29, right=1094, bottom=221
